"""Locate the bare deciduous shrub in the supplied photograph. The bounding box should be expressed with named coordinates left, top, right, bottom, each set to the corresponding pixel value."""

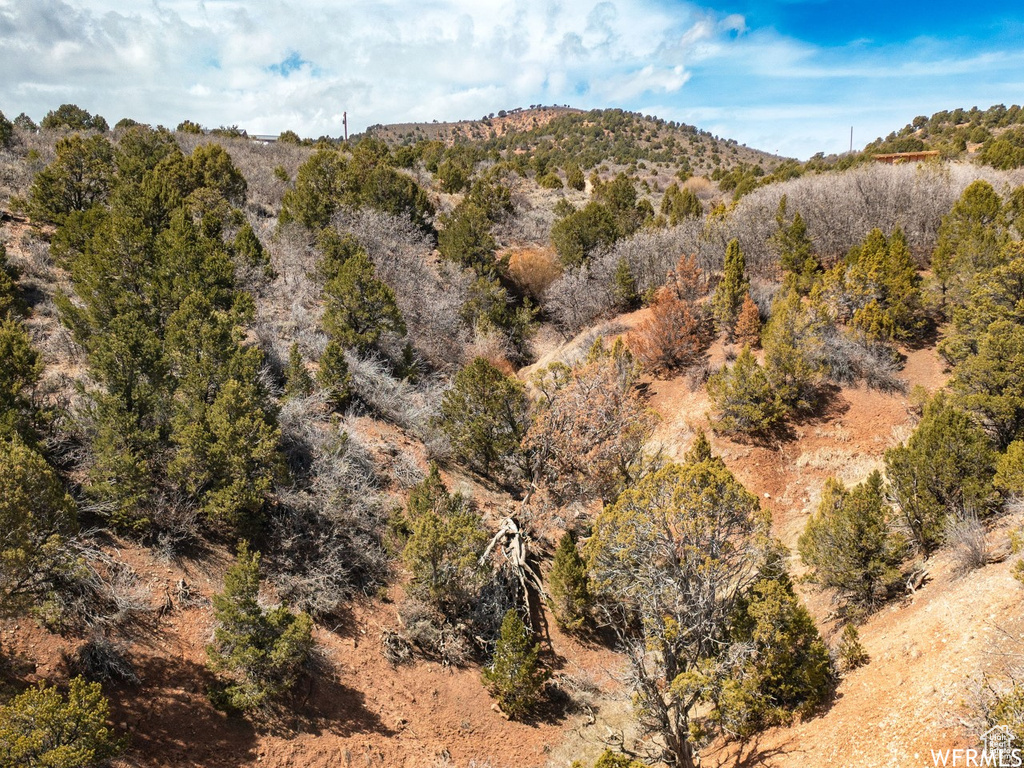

left=712, top=163, right=1024, bottom=277
left=815, top=327, right=907, bottom=393
left=544, top=223, right=714, bottom=335
left=41, top=541, right=154, bottom=634
left=380, top=628, right=413, bottom=667
left=64, top=633, right=139, bottom=685
left=346, top=351, right=443, bottom=434
left=335, top=208, right=472, bottom=370
left=269, top=494, right=390, bottom=618
left=945, top=512, right=990, bottom=577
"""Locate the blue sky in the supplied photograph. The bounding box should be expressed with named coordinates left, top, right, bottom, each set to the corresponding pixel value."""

left=1, top=0, right=1023, bottom=158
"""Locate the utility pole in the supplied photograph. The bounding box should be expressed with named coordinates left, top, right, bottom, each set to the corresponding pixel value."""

left=343, top=112, right=348, bottom=142
left=850, top=126, right=853, bottom=154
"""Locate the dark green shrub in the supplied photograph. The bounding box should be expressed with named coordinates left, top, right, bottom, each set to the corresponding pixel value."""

left=548, top=532, right=590, bottom=631
left=798, top=472, right=907, bottom=610
left=482, top=610, right=548, bottom=719
left=207, top=542, right=315, bottom=714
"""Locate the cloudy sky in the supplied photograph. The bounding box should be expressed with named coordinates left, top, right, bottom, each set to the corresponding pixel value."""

left=2, top=0, right=1023, bottom=158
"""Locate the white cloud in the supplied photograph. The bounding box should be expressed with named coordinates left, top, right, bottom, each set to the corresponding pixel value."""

left=0, top=0, right=713, bottom=133
left=1, top=0, right=1022, bottom=157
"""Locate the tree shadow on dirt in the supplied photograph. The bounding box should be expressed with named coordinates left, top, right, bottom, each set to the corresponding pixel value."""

left=110, top=655, right=259, bottom=768
left=703, top=732, right=800, bottom=767
left=277, top=661, right=393, bottom=739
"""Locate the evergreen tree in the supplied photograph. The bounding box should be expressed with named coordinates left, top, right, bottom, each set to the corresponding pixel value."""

left=835, top=624, right=869, bottom=672
left=322, top=250, right=405, bottom=353
left=939, top=252, right=1024, bottom=365
left=0, top=242, right=26, bottom=320
left=279, top=149, right=345, bottom=230
left=932, top=180, right=1010, bottom=309
left=437, top=357, right=529, bottom=476
left=587, top=457, right=767, bottom=768
left=995, top=440, right=1024, bottom=495
left=565, top=163, right=586, bottom=191
left=762, top=288, right=824, bottom=414
left=315, top=229, right=363, bottom=282
left=798, top=472, right=906, bottom=610
left=283, top=343, right=314, bottom=398
left=885, top=395, right=999, bottom=554
left=660, top=183, right=702, bottom=225
left=316, top=341, right=352, bottom=409
left=710, top=574, right=834, bottom=736
left=550, top=202, right=619, bottom=267
left=171, top=378, right=283, bottom=531
left=0, top=318, right=43, bottom=439
left=207, top=542, right=315, bottom=714
left=951, top=318, right=1024, bottom=448
left=0, top=677, right=125, bottom=768
left=548, top=532, right=591, bottom=631
left=841, top=228, right=924, bottom=344
left=402, top=472, right=487, bottom=612
left=712, top=239, right=749, bottom=336
left=28, top=134, right=114, bottom=224
left=707, top=345, right=785, bottom=437
left=482, top=610, right=549, bottom=720
left=0, top=110, right=12, bottom=150
left=772, top=196, right=820, bottom=294
left=612, top=258, right=639, bottom=310
left=459, top=276, right=537, bottom=362
left=0, top=436, right=79, bottom=616
left=232, top=221, right=272, bottom=276
left=438, top=202, right=498, bottom=276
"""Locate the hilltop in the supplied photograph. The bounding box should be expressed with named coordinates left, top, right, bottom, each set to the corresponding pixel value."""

left=361, top=105, right=789, bottom=179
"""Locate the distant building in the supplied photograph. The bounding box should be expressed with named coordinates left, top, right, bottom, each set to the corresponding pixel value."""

left=872, top=150, right=941, bottom=165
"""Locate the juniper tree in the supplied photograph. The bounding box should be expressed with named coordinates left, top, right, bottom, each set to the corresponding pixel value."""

left=0, top=243, right=25, bottom=320
left=712, top=239, right=749, bottom=336
left=0, top=436, right=79, bottom=616
left=707, top=345, right=785, bottom=437
left=772, top=195, right=820, bottom=294
left=322, top=249, right=406, bottom=353
left=437, top=357, right=529, bottom=477
left=207, top=542, right=314, bottom=714
left=316, top=341, right=351, bottom=410
left=587, top=455, right=768, bottom=768
left=707, top=573, right=834, bottom=736
left=0, top=318, right=43, bottom=440
left=28, top=134, right=114, bottom=224
left=482, top=609, right=549, bottom=720
left=402, top=471, right=487, bottom=612
left=798, top=472, right=907, bottom=610
left=0, top=677, right=125, bottom=768
left=885, top=395, right=998, bottom=554
left=283, top=343, right=314, bottom=399
left=762, top=288, right=824, bottom=414
left=939, top=252, right=1024, bottom=365
left=951, top=318, right=1024, bottom=448
left=548, top=531, right=591, bottom=631
left=932, top=180, right=1010, bottom=309
left=438, top=202, right=498, bottom=276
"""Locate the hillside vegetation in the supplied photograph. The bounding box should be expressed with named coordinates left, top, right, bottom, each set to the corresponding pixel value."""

left=0, top=101, right=1023, bottom=768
